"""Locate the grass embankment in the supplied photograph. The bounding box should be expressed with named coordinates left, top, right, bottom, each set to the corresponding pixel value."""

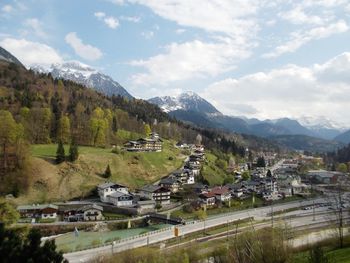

left=292, top=247, right=350, bottom=263
left=201, top=152, right=232, bottom=186
left=15, top=139, right=184, bottom=204
left=171, top=197, right=263, bottom=220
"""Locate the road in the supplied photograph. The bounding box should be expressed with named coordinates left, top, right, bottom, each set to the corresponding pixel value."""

left=269, top=158, right=285, bottom=174
left=64, top=197, right=326, bottom=262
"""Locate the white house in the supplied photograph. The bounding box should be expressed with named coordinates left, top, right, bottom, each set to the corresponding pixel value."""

left=77, top=204, right=104, bottom=221
left=186, top=174, right=195, bottom=184
left=211, top=186, right=231, bottom=202
left=97, top=182, right=129, bottom=203
left=107, top=192, right=134, bottom=207
left=139, top=185, right=171, bottom=205
left=17, top=204, right=58, bottom=220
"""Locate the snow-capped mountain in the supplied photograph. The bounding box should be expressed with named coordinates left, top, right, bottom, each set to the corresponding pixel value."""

left=0, top=46, right=25, bottom=68
left=148, top=91, right=347, bottom=143
left=31, top=61, right=133, bottom=99
left=299, top=116, right=348, bottom=131
left=148, top=91, right=221, bottom=115
left=298, top=116, right=349, bottom=140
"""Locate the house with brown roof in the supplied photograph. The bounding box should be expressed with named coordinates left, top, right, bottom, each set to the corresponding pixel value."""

left=124, top=133, right=162, bottom=152
left=139, top=185, right=171, bottom=205
left=199, top=192, right=216, bottom=206
left=211, top=186, right=231, bottom=201
left=17, top=204, right=58, bottom=220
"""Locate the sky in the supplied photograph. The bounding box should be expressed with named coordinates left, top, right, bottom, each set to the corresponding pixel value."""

left=1, top=0, right=350, bottom=125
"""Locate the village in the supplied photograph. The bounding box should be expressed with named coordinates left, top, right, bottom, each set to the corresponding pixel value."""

left=16, top=132, right=348, bottom=223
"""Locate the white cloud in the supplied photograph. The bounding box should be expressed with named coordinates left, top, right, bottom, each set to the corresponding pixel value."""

left=175, top=28, right=186, bottom=34
left=94, top=11, right=119, bottom=29
left=279, top=6, right=324, bottom=25
left=0, top=38, right=62, bottom=67
left=65, top=32, right=103, bottom=61
left=104, top=17, right=119, bottom=28
left=263, top=20, right=349, bottom=58
left=109, top=0, right=124, bottom=5
left=265, top=20, right=276, bottom=26
left=94, top=12, right=106, bottom=19
left=141, top=30, right=154, bottom=39
left=300, top=0, right=348, bottom=8
left=24, top=18, right=47, bottom=39
left=120, top=15, right=141, bottom=23
left=346, top=3, right=350, bottom=12
left=127, top=0, right=259, bottom=39
left=130, top=38, right=251, bottom=86
left=202, top=52, right=350, bottom=124
left=2, top=4, right=13, bottom=12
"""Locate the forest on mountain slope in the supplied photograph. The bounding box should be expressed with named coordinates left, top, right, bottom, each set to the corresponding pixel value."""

left=0, top=61, right=280, bottom=198
left=324, top=143, right=350, bottom=171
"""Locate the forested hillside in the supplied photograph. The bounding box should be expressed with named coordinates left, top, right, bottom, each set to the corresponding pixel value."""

left=1, top=60, right=274, bottom=200
left=324, top=143, right=350, bottom=168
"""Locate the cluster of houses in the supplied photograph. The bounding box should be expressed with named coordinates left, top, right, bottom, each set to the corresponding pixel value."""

left=307, top=169, right=342, bottom=184
left=194, top=177, right=280, bottom=207
left=124, top=132, right=162, bottom=152
left=188, top=158, right=312, bottom=208
left=16, top=203, right=105, bottom=222
left=19, top=147, right=343, bottom=223
left=158, top=144, right=205, bottom=194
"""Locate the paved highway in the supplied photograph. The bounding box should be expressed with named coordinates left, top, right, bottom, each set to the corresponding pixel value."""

left=64, top=197, right=326, bottom=262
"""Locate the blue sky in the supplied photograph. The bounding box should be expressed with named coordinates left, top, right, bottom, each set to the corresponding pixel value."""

left=1, top=0, right=350, bottom=125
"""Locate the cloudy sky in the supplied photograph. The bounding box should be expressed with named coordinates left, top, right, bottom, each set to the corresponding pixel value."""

left=1, top=0, right=350, bottom=125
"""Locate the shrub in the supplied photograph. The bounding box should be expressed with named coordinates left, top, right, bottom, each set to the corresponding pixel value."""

left=91, top=239, right=102, bottom=247
left=182, top=204, right=194, bottom=213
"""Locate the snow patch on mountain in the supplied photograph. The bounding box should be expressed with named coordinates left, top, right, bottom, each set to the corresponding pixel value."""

left=30, top=61, right=133, bottom=99
left=148, top=91, right=221, bottom=115
left=299, top=116, right=348, bottom=131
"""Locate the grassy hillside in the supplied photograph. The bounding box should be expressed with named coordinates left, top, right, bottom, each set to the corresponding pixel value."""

left=292, top=247, right=350, bottom=263
left=14, top=140, right=184, bottom=204
left=201, top=152, right=232, bottom=185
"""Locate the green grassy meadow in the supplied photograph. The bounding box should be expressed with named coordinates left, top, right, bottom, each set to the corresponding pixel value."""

left=15, top=139, right=184, bottom=204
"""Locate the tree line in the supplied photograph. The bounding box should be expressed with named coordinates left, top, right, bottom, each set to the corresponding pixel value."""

left=324, top=143, right=350, bottom=172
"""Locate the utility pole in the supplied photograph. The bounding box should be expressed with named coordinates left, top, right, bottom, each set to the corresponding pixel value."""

left=226, top=220, right=229, bottom=242
left=271, top=200, right=274, bottom=228
left=338, top=184, right=344, bottom=248
left=311, top=181, right=315, bottom=221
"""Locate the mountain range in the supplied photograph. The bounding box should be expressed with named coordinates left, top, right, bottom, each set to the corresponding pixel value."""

left=1, top=45, right=349, bottom=150
left=30, top=61, right=133, bottom=99
left=0, top=46, right=25, bottom=68
left=148, top=92, right=350, bottom=149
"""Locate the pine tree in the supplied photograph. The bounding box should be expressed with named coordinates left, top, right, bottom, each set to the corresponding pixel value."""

left=257, top=156, right=266, bottom=167
left=104, top=164, right=112, bottom=178
left=68, top=139, right=79, bottom=162
left=266, top=169, right=272, bottom=177
left=56, top=140, right=65, bottom=164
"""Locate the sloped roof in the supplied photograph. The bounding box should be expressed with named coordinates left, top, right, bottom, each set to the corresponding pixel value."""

left=211, top=186, right=230, bottom=195
left=17, top=204, right=58, bottom=211
left=200, top=192, right=216, bottom=198
left=79, top=204, right=103, bottom=211
left=160, top=177, right=179, bottom=185
left=141, top=185, right=170, bottom=193
left=98, top=182, right=127, bottom=190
